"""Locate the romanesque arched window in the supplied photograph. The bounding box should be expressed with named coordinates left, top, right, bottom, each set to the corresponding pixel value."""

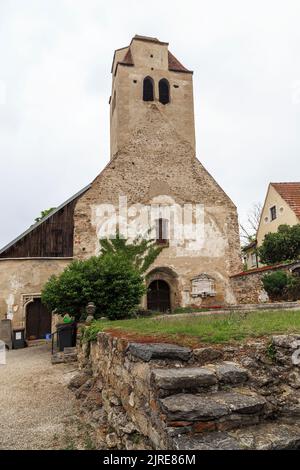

left=159, top=78, right=170, bottom=104
left=143, top=77, right=154, bottom=101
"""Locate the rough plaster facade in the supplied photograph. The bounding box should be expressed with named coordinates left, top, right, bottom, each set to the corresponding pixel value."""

left=0, top=259, right=71, bottom=327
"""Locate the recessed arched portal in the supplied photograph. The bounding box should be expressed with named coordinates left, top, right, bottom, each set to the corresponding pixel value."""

left=146, top=266, right=179, bottom=312
left=147, top=279, right=171, bottom=313
left=26, top=298, right=51, bottom=340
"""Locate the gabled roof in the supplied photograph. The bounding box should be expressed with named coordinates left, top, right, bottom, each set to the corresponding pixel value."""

left=242, top=240, right=257, bottom=252
left=0, top=184, right=91, bottom=256
left=271, top=182, right=300, bottom=219
left=112, top=36, right=193, bottom=75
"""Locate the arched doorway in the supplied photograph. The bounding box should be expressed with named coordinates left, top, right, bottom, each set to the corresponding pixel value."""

left=26, top=298, right=51, bottom=340
left=147, top=280, right=171, bottom=312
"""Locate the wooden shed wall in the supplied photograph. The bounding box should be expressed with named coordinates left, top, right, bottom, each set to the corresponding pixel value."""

left=0, top=198, right=78, bottom=258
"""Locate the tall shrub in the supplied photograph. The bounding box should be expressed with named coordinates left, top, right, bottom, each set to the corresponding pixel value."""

left=262, top=271, right=289, bottom=300
left=41, top=253, right=145, bottom=320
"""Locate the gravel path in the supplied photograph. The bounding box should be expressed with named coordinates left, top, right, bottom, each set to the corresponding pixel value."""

left=0, top=344, right=79, bottom=450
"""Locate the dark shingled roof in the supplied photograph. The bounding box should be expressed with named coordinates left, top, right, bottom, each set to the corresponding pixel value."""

left=271, top=182, right=300, bottom=219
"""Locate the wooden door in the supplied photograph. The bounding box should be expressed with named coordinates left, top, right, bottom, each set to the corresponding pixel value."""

left=147, top=280, right=171, bottom=312
left=26, top=299, right=51, bottom=340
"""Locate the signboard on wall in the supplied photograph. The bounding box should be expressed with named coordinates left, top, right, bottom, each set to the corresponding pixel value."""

left=191, top=274, right=216, bottom=298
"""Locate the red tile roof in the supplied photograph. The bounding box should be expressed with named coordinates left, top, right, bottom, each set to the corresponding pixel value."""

left=230, top=262, right=290, bottom=278
left=120, top=48, right=134, bottom=66
left=168, top=51, right=192, bottom=73
left=271, top=182, right=300, bottom=219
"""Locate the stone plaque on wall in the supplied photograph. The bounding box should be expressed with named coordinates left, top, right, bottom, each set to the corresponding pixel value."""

left=191, top=274, right=216, bottom=298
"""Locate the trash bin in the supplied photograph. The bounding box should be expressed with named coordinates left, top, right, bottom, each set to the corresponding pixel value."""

left=56, top=322, right=77, bottom=352
left=12, top=327, right=26, bottom=349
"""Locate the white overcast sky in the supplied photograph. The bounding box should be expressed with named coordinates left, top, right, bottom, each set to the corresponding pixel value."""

left=0, top=0, right=300, bottom=248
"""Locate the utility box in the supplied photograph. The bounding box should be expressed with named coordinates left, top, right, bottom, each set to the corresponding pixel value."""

left=12, top=327, right=26, bottom=349
left=0, top=319, right=12, bottom=350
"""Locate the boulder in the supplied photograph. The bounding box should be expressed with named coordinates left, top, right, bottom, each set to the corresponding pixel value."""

left=193, top=347, right=223, bottom=364
left=215, top=362, right=248, bottom=384
left=68, top=371, right=91, bottom=390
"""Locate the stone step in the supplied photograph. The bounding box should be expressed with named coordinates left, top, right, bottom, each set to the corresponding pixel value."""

left=151, top=367, right=217, bottom=395
left=26, top=339, right=51, bottom=347
left=51, top=349, right=77, bottom=365
left=151, top=362, right=248, bottom=396
left=160, top=389, right=266, bottom=430
left=172, top=421, right=300, bottom=450
left=127, top=343, right=192, bottom=362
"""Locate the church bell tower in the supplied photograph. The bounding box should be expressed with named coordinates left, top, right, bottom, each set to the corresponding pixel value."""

left=109, top=35, right=195, bottom=159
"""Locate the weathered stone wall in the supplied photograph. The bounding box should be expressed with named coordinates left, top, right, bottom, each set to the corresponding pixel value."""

left=72, top=331, right=300, bottom=450
left=0, top=258, right=71, bottom=327
left=230, top=262, right=298, bottom=304
left=73, top=104, right=242, bottom=308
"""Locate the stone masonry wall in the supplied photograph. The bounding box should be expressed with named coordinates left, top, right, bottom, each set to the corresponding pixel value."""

left=71, top=331, right=300, bottom=450
left=230, top=262, right=299, bottom=304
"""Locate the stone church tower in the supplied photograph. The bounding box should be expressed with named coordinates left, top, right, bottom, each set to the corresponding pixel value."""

left=73, top=35, right=242, bottom=310
left=0, top=35, right=242, bottom=337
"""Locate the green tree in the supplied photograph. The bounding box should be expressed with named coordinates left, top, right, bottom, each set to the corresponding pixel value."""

left=35, top=207, right=56, bottom=223
left=99, top=230, right=164, bottom=274
left=259, top=224, right=300, bottom=265
left=41, top=253, right=145, bottom=321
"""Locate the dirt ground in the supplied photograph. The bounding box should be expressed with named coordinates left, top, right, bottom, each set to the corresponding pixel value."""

left=0, top=344, right=86, bottom=450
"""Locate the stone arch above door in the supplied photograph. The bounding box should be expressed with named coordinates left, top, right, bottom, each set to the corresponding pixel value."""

left=146, top=266, right=179, bottom=312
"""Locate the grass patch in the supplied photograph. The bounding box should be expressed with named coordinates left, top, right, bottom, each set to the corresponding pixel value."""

left=83, top=309, right=300, bottom=346
left=173, top=306, right=223, bottom=314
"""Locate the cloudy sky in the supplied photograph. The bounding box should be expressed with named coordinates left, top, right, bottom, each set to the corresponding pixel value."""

left=0, top=0, right=300, bottom=248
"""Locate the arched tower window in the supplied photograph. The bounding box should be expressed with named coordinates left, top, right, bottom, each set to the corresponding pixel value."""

left=159, top=79, right=170, bottom=105
left=143, top=77, right=154, bottom=101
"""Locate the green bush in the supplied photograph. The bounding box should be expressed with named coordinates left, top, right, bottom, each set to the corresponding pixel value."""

left=41, top=253, right=145, bottom=321
left=286, top=275, right=300, bottom=301
left=262, top=271, right=289, bottom=300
